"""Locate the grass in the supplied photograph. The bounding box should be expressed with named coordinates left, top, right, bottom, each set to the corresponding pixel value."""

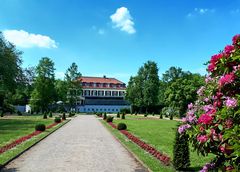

left=101, top=120, right=175, bottom=172
left=112, top=118, right=214, bottom=170
left=0, top=115, right=53, bottom=147
left=0, top=117, right=69, bottom=165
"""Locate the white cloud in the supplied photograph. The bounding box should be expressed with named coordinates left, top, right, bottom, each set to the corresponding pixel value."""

left=3, top=29, right=57, bottom=48
left=110, top=7, right=136, bottom=34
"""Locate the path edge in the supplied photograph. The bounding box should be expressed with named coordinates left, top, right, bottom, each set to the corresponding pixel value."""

left=0, top=119, right=71, bottom=170
left=99, top=119, right=152, bottom=172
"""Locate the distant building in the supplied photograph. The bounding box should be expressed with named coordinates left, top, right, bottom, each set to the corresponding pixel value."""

left=76, top=76, right=130, bottom=113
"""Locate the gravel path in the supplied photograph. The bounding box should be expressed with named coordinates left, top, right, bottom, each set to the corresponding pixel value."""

left=2, top=115, right=147, bottom=172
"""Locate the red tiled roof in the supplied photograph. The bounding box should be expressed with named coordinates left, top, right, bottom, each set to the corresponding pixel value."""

left=82, top=86, right=126, bottom=90
left=79, top=76, right=124, bottom=84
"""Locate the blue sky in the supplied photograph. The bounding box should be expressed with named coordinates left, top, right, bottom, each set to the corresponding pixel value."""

left=0, top=0, right=240, bottom=83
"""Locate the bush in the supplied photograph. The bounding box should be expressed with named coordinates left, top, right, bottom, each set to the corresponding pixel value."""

left=35, top=124, right=46, bottom=131
left=69, top=112, right=75, bottom=117
left=62, top=113, right=66, bottom=120
left=43, top=113, right=47, bottom=119
left=117, top=123, right=127, bottom=130
left=160, top=113, right=163, bottom=119
left=144, top=113, right=148, bottom=117
left=1, top=111, right=4, bottom=117
left=49, top=111, right=53, bottom=117
left=170, top=114, right=173, bottom=120
left=54, top=117, right=61, bottom=123
left=17, top=110, right=22, bottom=116
left=121, top=113, right=125, bottom=119
left=116, top=112, right=120, bottom=118
left=173, top=126, right=190, bottom=170
left=135, top=112, right=137, bottom=115
left=103, top=112, right=107, bottom=120
left=152, top=112, right=155, bottom=116
left=106, top=116, right=114, bottom=122
left=120, top=108, right=130, bottom=114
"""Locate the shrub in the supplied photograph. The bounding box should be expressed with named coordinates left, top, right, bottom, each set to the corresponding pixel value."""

left=106, top=116, right=114, bottom=122
left=103, top=112, right=107, bottom=120
left=0, top=111, right=4, bottom=117
left=121, top=113, right=125, bottom=119
left=49, top=111, right=53, bottom=117
left=173, top=126, right=190, bottom=170
left=135, top=112, right=137, bottom=115
left=178, top=34, right=240, bottom=171
left=144, top=113, right=148, bottom=117
left=54, top=117, right=61, bottom=123
left=152, top=112, right=155, bottom=116
left=120, top=108, right=130, bottom=114
left=117, top=123, right=127, bottom=130
left=35, top=124, right=46, bottom=131
left=170, top=114, right=173, bottom=120
left=43, top=113, right=47, bottom=119
left=17, top=110, right=22, bottom=116
left=69, top=112, right=75, bottom=117
left=116, top=112, right=120, bottom=118
left=160, top=113, right=163, bottom=119
left=62, top=113, right=66, bottom=120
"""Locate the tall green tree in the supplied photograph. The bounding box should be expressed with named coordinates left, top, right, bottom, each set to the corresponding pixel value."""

left=0, top=32, right=22, bottom=110
left=30, top=57, right=56, bottom=112
left=54, top=79, right=68, bottom=102
left=65, top=62, right=82, bottom=109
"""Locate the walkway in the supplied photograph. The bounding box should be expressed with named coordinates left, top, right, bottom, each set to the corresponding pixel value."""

left=2, top=115, right=147, bottom=172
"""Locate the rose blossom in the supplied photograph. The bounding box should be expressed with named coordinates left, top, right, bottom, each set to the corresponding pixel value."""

left=219, top=73, right=235, bottom=87
left=197, top=135, right=208, bottom=143
left=225, top=97, right=237, bottom=108
left=198, top=114, right=213, bottom=125
left=232, top=34, right=240, bottom=45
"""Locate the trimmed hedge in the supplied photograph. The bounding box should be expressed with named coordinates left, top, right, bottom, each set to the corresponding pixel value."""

left=62, top=113, right=66, bottom=120
left=54, top=117, right=61, bottom=123
left=106, top=116, right=114, bottom=122
left=43, top=113, right=47, bottom=119
left=117, top=123, right=127, bottom=130
left=35, top=124, right=46, bottom=131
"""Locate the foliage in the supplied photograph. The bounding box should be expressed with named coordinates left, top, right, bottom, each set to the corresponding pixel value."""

left=49, top=111, right=53, bottom=117
left=62, top=113, right=66, bottom=120
left=126, top=61, right=160, bottom=112
left=103, top=112, right=107, bottom=120
left=121, top=113, right=125, bottom=119
left=120, top=108, right=130, bottom=114
left=65, top=62, right=82, bottom=108
left=54, top=117, right=61, bottom=123
left=35, top=124, right=46, bottom=131
left=117, top=112, right=120, bottom=118
left=43, top=113, right=47, bottom=119
left=117, top=123, right=127, bottom=130
left=106, top=116, right=114, bottom=122
left=173, top=125, right=190, bottom=170
left=68, top=112, right=75, bottom=117
left=144, top=113, right=148, bottom=117
left=169, top=114, right=173, bottom=120
left=30, top=57, right=56, bottom=112
left=54, top=79, right=68, bottom=103
left=179, top=34, right=240, bottom=171
left=17, top=110, right=22, bottom=116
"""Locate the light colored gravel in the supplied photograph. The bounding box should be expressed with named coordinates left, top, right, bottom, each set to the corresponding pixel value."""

left=2, top=115, right=147, bottom=172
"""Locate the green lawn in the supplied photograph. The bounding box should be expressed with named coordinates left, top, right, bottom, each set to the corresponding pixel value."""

left=112, top=118, right=214, bottom=171
left=0, top=115, right=53, bottom=147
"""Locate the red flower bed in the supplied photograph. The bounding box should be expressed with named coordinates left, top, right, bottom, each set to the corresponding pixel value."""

left=108, top=122, right=171, bottom=165
left=0, top=122, right=60, bottom=155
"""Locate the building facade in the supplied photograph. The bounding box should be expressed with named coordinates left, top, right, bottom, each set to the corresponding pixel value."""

left=76, top=76, right=130, bottom=113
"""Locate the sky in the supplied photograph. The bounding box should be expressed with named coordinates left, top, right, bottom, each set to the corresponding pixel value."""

left=0, top=0, right=240, bottom=83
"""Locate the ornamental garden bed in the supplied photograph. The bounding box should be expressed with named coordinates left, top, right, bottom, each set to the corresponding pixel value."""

left=0, top=115, right=70, bottom=166
left=104, top=118, right=213, bottom=171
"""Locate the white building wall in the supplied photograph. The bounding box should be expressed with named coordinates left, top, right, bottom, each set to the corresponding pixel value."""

left=76, top=105, right=130, bottom=113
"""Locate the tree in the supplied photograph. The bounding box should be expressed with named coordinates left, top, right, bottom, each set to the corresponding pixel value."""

left=30, top=57, right=56, bottom=112
left=164, top=73, right=204, bottom=116
left=0, top=32, right=22, bottom=110
left=54, top=79, right=68, bottom=102
left=162, top=66, right=187, bottom=83
left=65, top=62, right=82, bottom=109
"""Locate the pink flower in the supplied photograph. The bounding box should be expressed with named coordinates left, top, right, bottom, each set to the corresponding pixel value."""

left=197, top=135, right=208, bottom=143
left=208, top=63, right=215, bottom=72
left=210, top=54, right=223, bottom=64
left=225, top=97, right=237, bottom=108
left=197, top=86, right=205, bottom=96
left=232, top=34, right=240, bottom=45
left=224, top=45, right=235, bottom=57
left=219, top=73, right=235, bottom=87
left=188, top=103, right=193, bottom=109
left=205, top=75, right=213, bottom=83
left=198, top=114, right=213, bottom=125
left=225, top=118, right=233, bottom=129
left=178, top=124, right=191, bottom=134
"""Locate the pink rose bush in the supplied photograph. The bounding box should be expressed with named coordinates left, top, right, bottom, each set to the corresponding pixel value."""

left=179, top=34, right=240, bottom=171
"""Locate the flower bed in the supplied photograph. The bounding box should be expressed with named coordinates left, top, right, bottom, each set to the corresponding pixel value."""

left=0, top=122, right=61, bottom=155
left=108, top=122, right=171, bottom=165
